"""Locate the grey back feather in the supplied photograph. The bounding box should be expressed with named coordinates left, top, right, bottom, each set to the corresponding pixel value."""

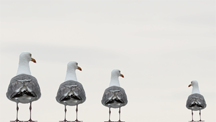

left=102, top=86, right=128, bottom=108
left=186, top=93, right=207, bottom=110
left=56, top=80, right=86, bottom=105
left=6, top=74, right=41, bottom=102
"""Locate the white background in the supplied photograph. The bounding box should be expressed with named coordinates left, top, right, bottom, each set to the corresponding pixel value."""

left=0, top=0, right=215, bottom=122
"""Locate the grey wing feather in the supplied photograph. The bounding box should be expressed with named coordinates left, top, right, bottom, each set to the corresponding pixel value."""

left=186, top=93, right=207, bottom=109
left=6, top=74, right=41, bottom=101
left=101, top=86, right=128, bottom=107
left=56, top=80, right=86, bottom=104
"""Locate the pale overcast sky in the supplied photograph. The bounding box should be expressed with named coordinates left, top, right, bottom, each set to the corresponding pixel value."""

left=0, top=0, right=215, bottom=122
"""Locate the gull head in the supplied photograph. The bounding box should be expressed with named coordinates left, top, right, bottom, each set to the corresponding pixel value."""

left=111, top=69, right=124, bottom=78
left=188, top=80, right=198, bottom=87
left=19, top=52, right=36, bottom=63
left=67, top=61, right=82, bottom=71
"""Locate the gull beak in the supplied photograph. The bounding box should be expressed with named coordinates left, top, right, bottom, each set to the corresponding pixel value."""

left=31, top=58, right=36, bottom=63
left=188, top=84, right=191, bottom=87
left=77, top=66, right=82, bottom=71
left=120, top=74, right=124, bottom=78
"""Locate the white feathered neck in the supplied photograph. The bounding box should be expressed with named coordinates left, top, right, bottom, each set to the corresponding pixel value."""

left=109, top=70, right=121, bottom=87
left=191, top=81, right=200, bottom=94
left=17, top=52, right=32, bottom=75
left=65, top=61, right=78, bottom=81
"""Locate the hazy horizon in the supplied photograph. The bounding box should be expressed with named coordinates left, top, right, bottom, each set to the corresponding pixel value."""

left=0, top=0, right=215, bottom=122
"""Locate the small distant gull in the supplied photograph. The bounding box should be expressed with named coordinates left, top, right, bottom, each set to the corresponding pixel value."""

left=6, top=52, right=41, bottom=122
left=186, top=80, right=207, bottom=122
left=102, top=69, right=128, bottom=122
left=56, top=61, right=86, bottom=122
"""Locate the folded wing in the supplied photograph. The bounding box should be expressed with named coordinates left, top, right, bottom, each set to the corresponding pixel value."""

left=186, top=93, right=206, bottom=110
left=6, top=74, right=41, bottom=103
left=102, top=86, right=128, bottom=108
left=56, top=80, right=86, bottom=105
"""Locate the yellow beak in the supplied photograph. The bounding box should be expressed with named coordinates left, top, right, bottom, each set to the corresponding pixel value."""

left=120, top=74, right=124, bottom=78
left=31, top=58, right=36, bottom=63
left=77, top=66, right=82, bottom=71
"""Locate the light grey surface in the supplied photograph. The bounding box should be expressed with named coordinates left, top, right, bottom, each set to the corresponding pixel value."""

left=6, top=74, right=41, bottom=103
left=1, top=0, right=215, bottom=122
left=186, top=93, right=207, bottom=111
left=102, top=86, right=127, bottom=108
left=56, top=80, right=86, bottom=106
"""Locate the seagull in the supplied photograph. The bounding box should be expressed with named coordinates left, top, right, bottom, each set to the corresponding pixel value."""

left=102, top=69, right=128, bottom=122
left=186, top=80, right=207, bottom=122
left=56, top=61, right=86, bottom=122
left=6, top=52, right=41, bottom=122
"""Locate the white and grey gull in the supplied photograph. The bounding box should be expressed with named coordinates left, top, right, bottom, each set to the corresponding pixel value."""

left=56, top=61, right=86, bottom=122
left=6, top=52, right=41, bottom=122
left=186, top=80, right=207, bottom=122
left=101, top=69, right=128, bottom=122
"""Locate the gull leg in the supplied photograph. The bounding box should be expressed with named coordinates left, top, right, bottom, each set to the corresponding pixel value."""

left=109, top=107, right=111, bottom=122
left=15, top=102, right=19, bottom=122
left=118, top=107, right=121, bottom=122
left=64, top=105, right=67, bottom=122
left=191, top=110, right=194, bottom=122
left=75, top=105, right=78, bottom=122
left=29, top=102, right=32, bottom=122
left=199, top=110, right=201, bottom=121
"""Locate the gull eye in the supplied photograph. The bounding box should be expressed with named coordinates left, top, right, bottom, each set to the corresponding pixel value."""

left=30, top=54, right=32, bottom=57
left=76, top=63, right=78, bottom=65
